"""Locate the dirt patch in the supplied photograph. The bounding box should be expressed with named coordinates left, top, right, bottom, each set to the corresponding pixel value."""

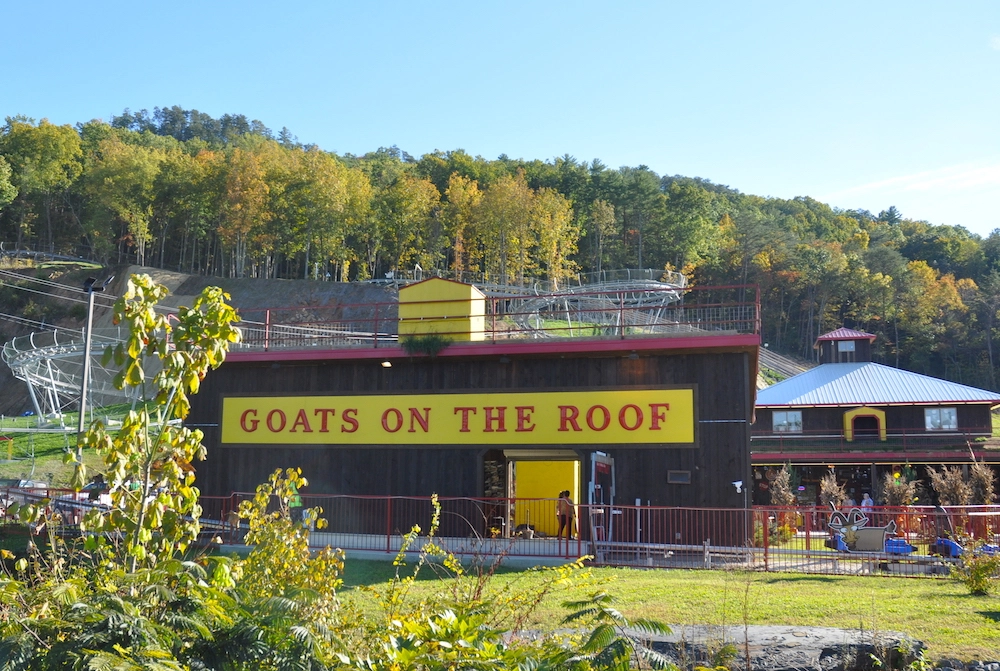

left=125, top=266, right=398, bottom=325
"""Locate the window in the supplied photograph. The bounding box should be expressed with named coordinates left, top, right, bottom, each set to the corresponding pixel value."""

left=773, top=410, right=802, bottom=433
left=837, top=340, right=856, bottom=352
left=925, top=407, right=957, bottom=431
left=667, top=470, right=692, bottom=485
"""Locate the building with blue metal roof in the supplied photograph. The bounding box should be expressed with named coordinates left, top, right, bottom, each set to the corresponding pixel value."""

left=757, top=361, right=1000, bottom=407
left=751, top=328, right=1000, bottom=505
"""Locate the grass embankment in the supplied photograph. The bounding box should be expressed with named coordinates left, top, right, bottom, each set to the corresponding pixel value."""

left=340, top=559, right=1000, bottom=662
left=0, top=407, right=129, bottom=485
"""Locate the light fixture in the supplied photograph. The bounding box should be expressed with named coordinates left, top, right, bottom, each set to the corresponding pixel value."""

left=628, top=351, right=639, bottom=360
left=380, top=360, right=392, bottom=368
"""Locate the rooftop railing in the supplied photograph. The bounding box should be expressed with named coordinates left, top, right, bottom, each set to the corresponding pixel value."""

left=232, top=284, right=760, bottom=352
left=751, top=426, right=995, bottom=455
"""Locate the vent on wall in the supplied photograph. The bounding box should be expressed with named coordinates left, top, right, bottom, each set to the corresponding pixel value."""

left=667, top=470, right=692, bottom=485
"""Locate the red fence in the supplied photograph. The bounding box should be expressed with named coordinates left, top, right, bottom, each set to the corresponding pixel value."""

left=8, top=489, right=1000, bottom=578
left=231, top=284, right=760, bottom=352
left=205, top=494, right=1000, bottom=577
left=751, top=427, right=993, bottom=454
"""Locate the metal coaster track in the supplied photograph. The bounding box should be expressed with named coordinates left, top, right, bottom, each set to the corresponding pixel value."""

left=2, top=328, right=140, bottom=421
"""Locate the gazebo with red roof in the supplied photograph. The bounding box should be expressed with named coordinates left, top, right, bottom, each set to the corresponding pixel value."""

left=814, top=328, right=877, bottom=364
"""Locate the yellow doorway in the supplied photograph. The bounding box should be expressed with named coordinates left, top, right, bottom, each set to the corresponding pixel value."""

left=510, top=458, right=580, bottom=538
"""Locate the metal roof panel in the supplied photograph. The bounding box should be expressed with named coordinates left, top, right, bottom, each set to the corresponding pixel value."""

left=757, top=362, right=1000, bottom=406
left=815, top=327, right=876, bottom=343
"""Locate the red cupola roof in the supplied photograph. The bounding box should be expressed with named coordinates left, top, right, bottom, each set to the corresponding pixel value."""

left=815, top=328, right=876, bottom=344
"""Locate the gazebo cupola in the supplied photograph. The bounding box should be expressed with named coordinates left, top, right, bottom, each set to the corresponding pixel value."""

left=814, top=327, right=876, bottom=364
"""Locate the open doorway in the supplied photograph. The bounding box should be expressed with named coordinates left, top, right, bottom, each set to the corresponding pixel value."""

left=853, top=415, right=879, bottom=441
left=505, top=450, right=580, bottom=538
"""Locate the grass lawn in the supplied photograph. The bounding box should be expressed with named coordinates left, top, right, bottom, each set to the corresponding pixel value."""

left=0, top=404, right=141, bottom=486
left=339, top=558, right=1000, bottom=663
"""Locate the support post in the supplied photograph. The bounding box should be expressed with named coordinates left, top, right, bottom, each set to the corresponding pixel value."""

left=76, top=276, right=113, bottom=465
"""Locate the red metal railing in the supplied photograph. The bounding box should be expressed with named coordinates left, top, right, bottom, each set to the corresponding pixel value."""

left=9, top=488, right=994, bottom=578
left=751, top=426, right=993, bottom=455
left=230, top=285, right=760, bottom=352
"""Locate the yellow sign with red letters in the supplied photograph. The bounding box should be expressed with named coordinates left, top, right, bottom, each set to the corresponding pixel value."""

left=220, top=389, right=695, bottom=446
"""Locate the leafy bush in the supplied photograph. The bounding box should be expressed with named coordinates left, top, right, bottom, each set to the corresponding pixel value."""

left=401, top=332, right=451, bottom=356
left=952, top=542, right=1000, bottom=595
left=752, top=518, right=794, bottom=547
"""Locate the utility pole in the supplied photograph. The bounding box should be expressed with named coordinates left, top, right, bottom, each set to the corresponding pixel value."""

left=76, top=276, right=113, bottom=464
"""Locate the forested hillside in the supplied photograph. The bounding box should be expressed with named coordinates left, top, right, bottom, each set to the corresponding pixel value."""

left=2, top=106, right=999, bottom=389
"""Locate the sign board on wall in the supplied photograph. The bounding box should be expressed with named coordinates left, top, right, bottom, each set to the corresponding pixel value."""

left=221, top=388, right=696, bottom=447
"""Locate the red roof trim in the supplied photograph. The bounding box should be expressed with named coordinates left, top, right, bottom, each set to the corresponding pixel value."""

left=815, top=327, right=876, bottom=343
left=397, top=276, right=484, bottom=295
left=757, top=401, right=1000, bottom=407
left=226, top=333, right=760, bottom=364
left=752, top=450, right=999, bottom=462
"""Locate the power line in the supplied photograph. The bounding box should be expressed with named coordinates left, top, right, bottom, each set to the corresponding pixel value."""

left=0, top=272, right=180, bottom=316
left=0, top=268, right=119, bottom=299
left=0, top=311, right=60, bottom=331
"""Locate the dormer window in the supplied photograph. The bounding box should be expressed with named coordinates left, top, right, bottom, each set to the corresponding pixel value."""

left=773, top=410, right=802, bottom=433
left=925, top=407, right=957, bottom=431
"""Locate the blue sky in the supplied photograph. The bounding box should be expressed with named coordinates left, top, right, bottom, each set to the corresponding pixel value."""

left=5, top=1, right=999, bottom=235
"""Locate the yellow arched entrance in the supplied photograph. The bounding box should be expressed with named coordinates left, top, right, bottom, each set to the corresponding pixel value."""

left=843, top=406, right=886, bottom=442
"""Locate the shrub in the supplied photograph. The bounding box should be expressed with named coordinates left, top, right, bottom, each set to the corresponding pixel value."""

left=401, top=332, right=451, bottom=356
left=928, top=465, right=971, bottom=506
left=752, top=518, right=794, bottom=547
left=952, top=542, right=1000, bottom=595
left=819, top=468, right=847, bottom=508
left=769, top=465, right=797, bottom=507
left=969, top=460, right=996, bottom=505
left=880, top=472, right=919, bottom=507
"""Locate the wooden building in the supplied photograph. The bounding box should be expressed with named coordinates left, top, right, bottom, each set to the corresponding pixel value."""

left=752, top=328, right=1000, bottom=505
left=188, top=280, right=760, bottom=539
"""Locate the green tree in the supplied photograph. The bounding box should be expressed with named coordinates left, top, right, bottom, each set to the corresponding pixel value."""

left=443, top=173, right=483, bottom=275
left=271, top=147, right=357, bottom=279
left=658, top=180, right=720, bottom=272
left=533, top=187, right=580, bottom=288
left=617, top=166, right=664, bottom=268
left=0, top=155, right=16, bottom=210
left=78, top=275, right=241, bottom=566
left=220, top=147, right=270, bottom=277
left=81, top=133, right=164, bottom=265
left=474, top=171, right=535, bottom=285
left=1, top=274, right=243, bottom=668
left=587, top=199, right=617, bottom=275
left=971, top=271, right=1000, bottom=388
left=378, top=173, right=441, bottom=274
left=0, top=116, right=83, bottom=250
left=150, top=146, right=225, bottom=271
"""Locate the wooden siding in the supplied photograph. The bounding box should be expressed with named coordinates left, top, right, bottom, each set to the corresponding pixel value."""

left=189, top=348, right=754, bottom=510
left=817, top=338, right=872, bottom=363
left=754, top=404, right=993, bottom=435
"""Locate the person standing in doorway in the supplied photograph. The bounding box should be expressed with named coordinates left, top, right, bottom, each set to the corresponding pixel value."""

left=557, top=490, right=575, bottom=549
